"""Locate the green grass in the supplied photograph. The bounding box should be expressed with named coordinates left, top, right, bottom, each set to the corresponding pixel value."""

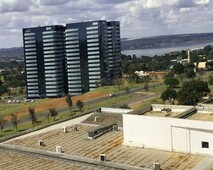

left=88, top=80, right=163, bottom=94
left=138, top=97, right=163, bottom=108
left=0, top=79, right=164, bottom=138
left=0, top=98, right=50, bottom=118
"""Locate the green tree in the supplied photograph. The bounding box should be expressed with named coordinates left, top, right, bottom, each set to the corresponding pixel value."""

left=144, top=81, right=149, bottom=91
left=65, top=94, right=72, bottom=114
left=206, top=61, right=213, bottom=70
left=11, top=113, right=18, bottom=131
left=165, top=72, right=174, bottom=78
left=49, top=108, right=58, bottom=120
left=76, top=100, right=84, bottom=112
left=125, top=86, right=130, bottom=95
left=209, top=76, right=213, bottom=85
left=164, top=77, right=179, bottom=88
left=161, top=88, right=177, bottom=103
left=178, top=80, right=210, bottom=105
left=186, top=69, right=196, bottom=79
left=172, top=63, right=185, bottom=74
left=0, top=118, right=6, bottom=132
left=28, top=107, right=37, bottom=127
left=129, top=73, right=139, bottom=83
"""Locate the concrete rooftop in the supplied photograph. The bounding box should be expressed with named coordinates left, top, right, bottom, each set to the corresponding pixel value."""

left=5, top=124, right=206, bottom=170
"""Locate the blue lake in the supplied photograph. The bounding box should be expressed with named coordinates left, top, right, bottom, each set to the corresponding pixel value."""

left=121, top=42, right=213, bottom=57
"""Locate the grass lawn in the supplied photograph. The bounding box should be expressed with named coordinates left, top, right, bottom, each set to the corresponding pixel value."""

left=0, top=99, right=49, bottom=118
left=0, top=80, right=164, bottom=138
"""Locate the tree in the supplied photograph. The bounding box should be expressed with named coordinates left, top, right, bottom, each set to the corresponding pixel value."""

left=129, top=73, right=139, bottom=83
left=185, top=63, right=196, bottom=78
left=125, top=86, right=130, bottom=95
left=206, top=61, right=213, bottom=70
left=186, top=69, right=196, bottom=79
left=164, top=77, right=179, bottom=88
left=178, top=80, right=210, bottom=105
left=11, top=113, right=18, bottom=131
left=165, top=72, right=174, bottom=78
left=76, top=100, right=84, bottom=112
left=161, top=88, right=177, bottom=104
left=209, top=76, right=213, bottom=85
left=65, top=94, right=72, bottom=114
left=49, top=108, right=58, bottom=120
left=28, top=107, right=37, bottom=127
left=0, top=118, right=6, bottom=132
left=172, top=63, right=185, bottom=75
left=144, top=81, right=149, bottom=91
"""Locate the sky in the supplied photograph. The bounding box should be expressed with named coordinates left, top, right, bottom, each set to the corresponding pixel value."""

left=0, top=0, right=213, bottom=48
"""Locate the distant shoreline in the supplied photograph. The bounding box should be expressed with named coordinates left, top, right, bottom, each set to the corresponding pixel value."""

left=121, top=42, right=213, bottom=57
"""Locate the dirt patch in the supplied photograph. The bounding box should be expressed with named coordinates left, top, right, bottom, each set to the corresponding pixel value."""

left=4, top=92, right=108, bottom=120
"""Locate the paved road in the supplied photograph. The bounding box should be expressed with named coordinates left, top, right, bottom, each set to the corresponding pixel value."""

left=4, top=83, right=164, bottom=129
left=111, top=93, right=160, bottom=108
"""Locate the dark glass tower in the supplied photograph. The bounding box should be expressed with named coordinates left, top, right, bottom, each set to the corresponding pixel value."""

left=66, top=20, right=109, bottom=95
left=23, top=20, right=121, bottom=98
left=107, top=21, right=122, bottom=80
left=23, top=25, right=66, bottom=99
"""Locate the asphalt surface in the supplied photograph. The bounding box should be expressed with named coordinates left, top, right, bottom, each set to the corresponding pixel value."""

left=3, top=83, right=163, bottom=129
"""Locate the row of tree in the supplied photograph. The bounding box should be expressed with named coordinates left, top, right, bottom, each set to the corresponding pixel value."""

left=0, top=96, right=84, bottom=133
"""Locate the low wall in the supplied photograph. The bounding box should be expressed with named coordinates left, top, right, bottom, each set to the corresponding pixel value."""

left=101, top=107, right=133, bottom=114
left=196, top=106, right=213, bottom=113
left=152, top=104, right=194, bottom=112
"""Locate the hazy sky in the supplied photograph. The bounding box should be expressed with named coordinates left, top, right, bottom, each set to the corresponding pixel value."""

left=0, top=0, right=213, bottom=48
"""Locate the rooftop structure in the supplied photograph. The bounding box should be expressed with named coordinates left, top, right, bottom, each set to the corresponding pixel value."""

left=123, top=104, right=213, bottom=157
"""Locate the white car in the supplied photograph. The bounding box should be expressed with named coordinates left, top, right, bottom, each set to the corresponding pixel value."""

left=109, top=92, right=116, bottom=97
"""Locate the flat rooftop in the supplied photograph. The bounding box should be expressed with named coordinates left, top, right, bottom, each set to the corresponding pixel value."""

left=5, top=124, right=205, bottom=170
left=187, top=113, right=213, bottom=121
left=0, top=148, right=105, bottom=170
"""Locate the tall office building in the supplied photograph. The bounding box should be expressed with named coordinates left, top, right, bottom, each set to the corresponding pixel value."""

left=23, top=20, right=121, bottom=99
left=23, top=25, right=66, bottom=99
left=66, top=20, right=109, bottom=95
left=107, top=21, right=121, bottom=80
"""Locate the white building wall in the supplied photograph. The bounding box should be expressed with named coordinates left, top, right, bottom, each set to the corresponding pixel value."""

left=123, top=114, right=213, bottom=157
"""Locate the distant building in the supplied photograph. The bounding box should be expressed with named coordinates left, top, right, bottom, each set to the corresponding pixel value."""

left=23, top=20, right=121, bottom=99
left=134, top=71, right=167, bottom=79
left=197, top=62, right=207, bottom=70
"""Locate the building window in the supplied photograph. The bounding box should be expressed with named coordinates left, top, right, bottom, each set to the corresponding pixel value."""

left=202, top=141, right=209, bottom=148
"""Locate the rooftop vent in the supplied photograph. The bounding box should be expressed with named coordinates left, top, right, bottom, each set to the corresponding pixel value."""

left=153, top=163, right=160, bottom=170
left=73, top=126, right=78, bottom=131
left=62, top=127, right=67, bottom=133
left=94, top=116, right=100, bottom=122
left=99, top=154, right=106, bottom=161
left=38, top=140, right=44, bottom=146
left=56, top=146, right=63, bottom=153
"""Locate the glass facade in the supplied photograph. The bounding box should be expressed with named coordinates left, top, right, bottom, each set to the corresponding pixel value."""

left=23, top=25, right=66, bottom=99
left=23, top=20, right=121, bottom=98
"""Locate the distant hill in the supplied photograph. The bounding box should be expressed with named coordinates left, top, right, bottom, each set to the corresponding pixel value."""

left=121, top=32, right=213, bottom=51
left=0, top=47, right=23, bottom=59
left=1, top=32, right=213, bottom=59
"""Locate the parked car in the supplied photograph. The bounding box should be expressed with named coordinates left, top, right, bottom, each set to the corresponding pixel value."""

left=109, top=92, right=116, bottom=97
